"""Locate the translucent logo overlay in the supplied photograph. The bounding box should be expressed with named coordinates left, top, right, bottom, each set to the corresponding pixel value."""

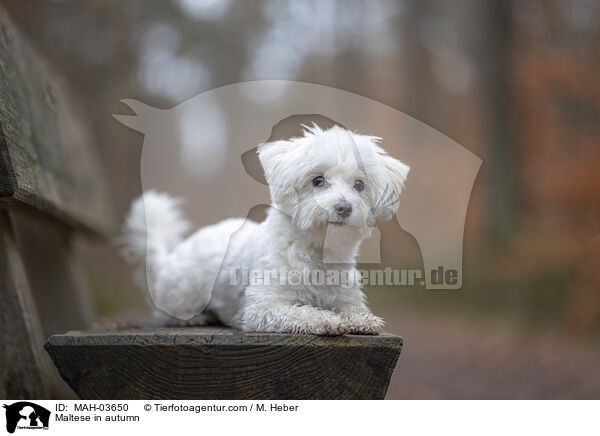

left=114, top=80, right=481, bottom=318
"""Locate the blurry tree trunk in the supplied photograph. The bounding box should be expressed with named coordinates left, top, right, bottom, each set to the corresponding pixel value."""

left=478, top=0, right=519, bottom=248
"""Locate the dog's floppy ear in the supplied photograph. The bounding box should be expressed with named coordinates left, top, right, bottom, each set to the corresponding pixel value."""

left=257, top=140, right=301, bottom=212
left=373, top=151, right=410, bottom=221
left=257, top=139, right=294, bottom=185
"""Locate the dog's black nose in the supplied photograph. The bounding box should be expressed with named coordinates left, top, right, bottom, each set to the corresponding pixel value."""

left=334, top=201, right=352, bottom=218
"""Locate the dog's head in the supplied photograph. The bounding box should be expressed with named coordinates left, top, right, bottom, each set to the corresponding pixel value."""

left=258, top=125, right=409, bottom=237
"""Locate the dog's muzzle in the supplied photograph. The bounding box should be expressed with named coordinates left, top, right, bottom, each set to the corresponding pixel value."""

left=334, top=200, right=352, bottom=218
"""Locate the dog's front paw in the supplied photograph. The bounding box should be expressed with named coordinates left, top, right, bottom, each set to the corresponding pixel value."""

left=243, top=306, right=349, bottom=336
left=349, top=315, right=384, bottom=335
left=339, top=306, right=385, bottom=335
left=301, top=313, right=349, bottom=336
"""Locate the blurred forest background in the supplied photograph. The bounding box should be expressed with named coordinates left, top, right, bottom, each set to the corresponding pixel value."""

left=1, top=0, right=599, bottom=398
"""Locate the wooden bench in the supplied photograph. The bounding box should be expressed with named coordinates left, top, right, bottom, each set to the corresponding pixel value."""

left=0, top=6, right=114, bottom=398
left=44, top=328, right=402, bottom=400
left=1, top=7, right=402, bottom=400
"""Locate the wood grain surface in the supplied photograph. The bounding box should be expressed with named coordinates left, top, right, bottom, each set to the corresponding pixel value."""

left=0, top=211, right=52, bottom=398
left=45, top=327, right=403, bottom=400
left=0, top=6, right=114, bottom=235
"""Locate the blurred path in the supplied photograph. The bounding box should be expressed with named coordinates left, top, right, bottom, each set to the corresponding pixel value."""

left=385, top=309, right=600, bottom=399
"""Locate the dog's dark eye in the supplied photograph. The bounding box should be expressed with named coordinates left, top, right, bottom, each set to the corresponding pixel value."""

left=353, top=179, right=365, bottom=192
left=312, top=176, right=325, bottom=187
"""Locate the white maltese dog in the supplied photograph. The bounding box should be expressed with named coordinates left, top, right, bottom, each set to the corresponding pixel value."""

left=123, top=125, right=409, bottom=335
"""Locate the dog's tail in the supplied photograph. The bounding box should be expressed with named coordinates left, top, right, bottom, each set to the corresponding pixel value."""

left=121, top=190, right=190, bottom=280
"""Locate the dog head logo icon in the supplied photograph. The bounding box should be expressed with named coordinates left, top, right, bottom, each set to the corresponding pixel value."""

left=114, top=81, right=482, bottom=320
left=3, top=402, right=50, bottom=434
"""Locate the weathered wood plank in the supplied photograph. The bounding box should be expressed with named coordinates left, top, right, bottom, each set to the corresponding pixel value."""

left=45, top=328, right=402, bottom=400
left=0, top=210, right=81, bottom=399
left=9, top=209, right=93, bottom=338
left=0, top=6, right=114, bottom=234
left=0, top=211, right=52, bottom=398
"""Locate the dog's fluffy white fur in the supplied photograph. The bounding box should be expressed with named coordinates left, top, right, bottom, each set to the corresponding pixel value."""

left=123, top=125, right=409, bottom=335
